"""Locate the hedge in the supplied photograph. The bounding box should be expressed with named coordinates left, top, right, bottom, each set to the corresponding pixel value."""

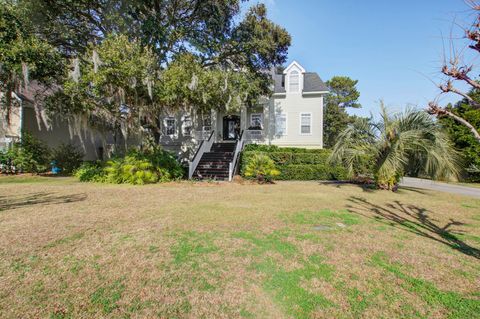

left=240, top=146, right=349, bottom=181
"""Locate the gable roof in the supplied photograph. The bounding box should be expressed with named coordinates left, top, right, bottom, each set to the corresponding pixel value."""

left=283, top=60, right=306, bottom=74
left=303, top=72, right=329, bottom=93
left=273, top=72, right=328, bottom=94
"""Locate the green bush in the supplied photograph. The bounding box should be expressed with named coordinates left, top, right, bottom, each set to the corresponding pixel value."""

left=276, top=164, right=348, bottom=181
left=74, top=161, right=106, bottom=182
left=74, top=147, right=184, bottom=185
left=240, top=146, right=348, bottom=181
left=51, top=143, right=84, bottom=174
left=104, top=156, right=160, bottom=185
left=243, top=154, right=280, bottom=183
left=1, top=133, right=51, bottom=173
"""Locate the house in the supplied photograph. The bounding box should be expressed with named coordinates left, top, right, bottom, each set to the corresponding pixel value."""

left=160, top=61, right=329, bottom=180
left=158, top=61, right=328, bottom=153
left=0, top=83, right=116, bottom=160
left=1, top=61, right=328, bottom=180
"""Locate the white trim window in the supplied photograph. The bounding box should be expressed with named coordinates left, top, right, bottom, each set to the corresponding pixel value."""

left=182, top=115, right=192, bottom=136
left=289, top=70, right=300, bottom=93
left=300, top=113, right=312, bottom=135
left=202, top=116, right=211, bottom=132
left=250, top=113, right=263, bottom=129
left=165, top=117, right=176, bottom=136
left=275, top=113, right=287, bottom=136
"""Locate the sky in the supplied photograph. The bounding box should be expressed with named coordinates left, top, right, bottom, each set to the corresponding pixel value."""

left=244, top=0, right=477, bottom=117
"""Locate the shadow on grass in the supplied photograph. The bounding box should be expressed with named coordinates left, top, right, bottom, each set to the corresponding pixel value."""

left=319, top=181, right=430, bottom=195
left=346, top=196, right=480, bottom=259
left=318, top=181, right=376, bottom=193
left=0, top=192, right=87, bottom=211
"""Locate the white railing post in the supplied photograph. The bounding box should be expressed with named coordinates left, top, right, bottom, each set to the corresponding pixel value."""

left=188, top=130, right=215, bottom=179
left=229, top=130, right=245, bottom=182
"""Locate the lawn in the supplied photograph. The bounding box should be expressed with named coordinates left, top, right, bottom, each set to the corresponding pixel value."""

left=0, top=177, right=479, bottom=318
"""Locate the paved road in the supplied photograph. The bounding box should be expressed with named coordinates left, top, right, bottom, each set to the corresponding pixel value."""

left=400, top=177, right=480, bottom=198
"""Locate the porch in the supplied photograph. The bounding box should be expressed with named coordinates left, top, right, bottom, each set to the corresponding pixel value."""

left=192, top=106, right=268, bottom=144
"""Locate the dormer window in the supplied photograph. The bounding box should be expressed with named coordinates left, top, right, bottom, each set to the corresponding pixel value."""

left=289, top=70, right=300, bottom=93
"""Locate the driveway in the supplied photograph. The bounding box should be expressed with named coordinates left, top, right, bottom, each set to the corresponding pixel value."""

left=400, top=177, right=480, bottom=198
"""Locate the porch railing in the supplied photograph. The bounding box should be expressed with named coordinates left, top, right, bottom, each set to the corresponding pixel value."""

left=188, top=130, right=215, bottom=179
left=228, top=130, right=245, bottom=182
left=245, top=129, right=264, bottom=142
left=193, top=130, right=213, bottom=141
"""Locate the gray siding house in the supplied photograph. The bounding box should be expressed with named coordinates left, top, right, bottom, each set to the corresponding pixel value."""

left=1, top=61, right=328, bottom=180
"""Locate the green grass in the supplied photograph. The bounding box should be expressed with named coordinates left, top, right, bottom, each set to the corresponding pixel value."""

left=170, top=231, right=219, bottom=265
left=285, top=209, right=362, bottom=226
left=0, top=175, right=69, bottom=184
left=256, top=257, right=334, bottom=319
left=90, top=279, right=125, bottom=314
left=233, top=230, right=297, bottom=257
left=371, top=252, right=480, bottom=319
left=44, top=232, right=84, bottom=249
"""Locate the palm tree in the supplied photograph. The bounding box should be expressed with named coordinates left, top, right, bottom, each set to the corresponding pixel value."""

left=329, top=104, right=459, bottom=190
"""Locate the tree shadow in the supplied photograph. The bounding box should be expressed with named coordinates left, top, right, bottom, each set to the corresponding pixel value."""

left=318, top=181, right=376, bottom=193
left=0, top=192, right=87, bottom=211
left=346, top=196, right=480, bottom=259
left=396, top=186, right=429, bottom=195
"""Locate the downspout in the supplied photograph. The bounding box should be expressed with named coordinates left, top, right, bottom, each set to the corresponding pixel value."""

left=19, top=99, right=23, bottom=141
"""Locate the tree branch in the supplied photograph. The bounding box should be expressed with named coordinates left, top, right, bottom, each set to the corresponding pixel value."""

left=439, top=81, right=480, bottom=108
left=442, top=64, right=480, bottom=90
left=428, top=102, right=480, bottom=142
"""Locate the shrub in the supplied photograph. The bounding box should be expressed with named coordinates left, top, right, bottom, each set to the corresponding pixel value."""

left=243, top=154, right=280, bottom=183
left=240, top=146, right=349, bottom=181
left=51, top=143, right=84, bottom=174
left=104, top=156, right=160, bottom=185
left=74, top=162, right=106, bottom=182
left=276, top=164, right=349, bottom=181
left=74, top=146, right=184, bottom=185
left=3, top=133, right=51, bottom=173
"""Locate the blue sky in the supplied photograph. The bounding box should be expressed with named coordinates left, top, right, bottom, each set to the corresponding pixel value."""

left=245, top=0, right=475, bottom=117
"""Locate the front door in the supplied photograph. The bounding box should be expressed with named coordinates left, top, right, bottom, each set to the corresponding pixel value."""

left=222, top=115, right=240, bottom=140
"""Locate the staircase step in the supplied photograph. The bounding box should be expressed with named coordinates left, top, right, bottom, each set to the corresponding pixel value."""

left=197, top=165, right=229, bottom=169
left=192, top=142, right=238, bottom=181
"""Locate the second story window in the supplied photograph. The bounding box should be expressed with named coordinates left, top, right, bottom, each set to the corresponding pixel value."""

left=289, top=70, right=300, bottom=93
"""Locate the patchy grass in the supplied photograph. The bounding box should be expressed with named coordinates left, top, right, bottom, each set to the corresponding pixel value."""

left=0, top=178, right=479, bottom=318
left=0, top=175, right=70, bottom=184
left=255, top=256, right=335, bottom=319
left=371, top=252, right=480, bottom=319
left=285, top=209, right=362, bottom=227
left=90, top=279, right=125, bottom=314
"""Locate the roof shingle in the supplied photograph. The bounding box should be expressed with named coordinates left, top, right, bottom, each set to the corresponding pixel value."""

left=273, top=71, right=328, bottom=94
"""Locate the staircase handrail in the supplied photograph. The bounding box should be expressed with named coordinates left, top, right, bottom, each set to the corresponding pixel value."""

left=228, top=130, right=245, bottom=182
left=189, top=130, right=215, bottom=179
